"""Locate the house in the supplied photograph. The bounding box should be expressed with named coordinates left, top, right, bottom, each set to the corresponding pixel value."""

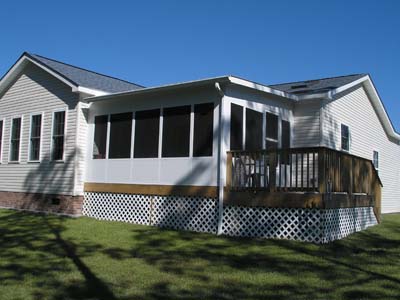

left=0, top=52, right=399, bottom=243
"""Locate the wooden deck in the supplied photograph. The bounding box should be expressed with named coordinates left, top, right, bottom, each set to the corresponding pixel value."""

left=225, top=147, right=382, bottom=221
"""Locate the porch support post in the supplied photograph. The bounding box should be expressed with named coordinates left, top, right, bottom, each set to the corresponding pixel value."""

left=216, top=82, right=225, bottom=235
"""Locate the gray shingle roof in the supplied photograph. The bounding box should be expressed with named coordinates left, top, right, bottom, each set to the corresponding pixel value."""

left=269, top=74, right=367, bottom=95
left=27, top=53, right=143, bottom=93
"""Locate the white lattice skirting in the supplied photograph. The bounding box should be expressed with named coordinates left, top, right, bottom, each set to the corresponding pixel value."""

left=83, top=192, right=377, bottom=243
left=222, top=206, right=377, bottom=243
left=83, top=192, right=218, bottom=233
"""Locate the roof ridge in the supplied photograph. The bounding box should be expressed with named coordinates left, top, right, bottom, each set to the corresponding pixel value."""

left=29, top=53, right=144, bottom=88
left=269, top=73, right=367, bottom=87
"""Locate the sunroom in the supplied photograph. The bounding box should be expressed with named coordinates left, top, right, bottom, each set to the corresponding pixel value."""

left=82, top=77, right=381, bottom=243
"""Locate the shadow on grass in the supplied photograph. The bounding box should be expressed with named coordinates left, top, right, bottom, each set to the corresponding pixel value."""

left=103, top=216, right=400, bottom=300
left=0, top=209, right=399, bottom=300
left=0, top=210, right=117, bottom=300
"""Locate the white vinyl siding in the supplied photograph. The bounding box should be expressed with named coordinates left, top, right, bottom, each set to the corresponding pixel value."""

left=292, top=101, right=320, bottom=147
left=321, top=84, right=400, bottom=213
left=0, top=62, right=79, bottom=195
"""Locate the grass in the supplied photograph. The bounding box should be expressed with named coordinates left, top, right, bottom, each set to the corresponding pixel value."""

left=0, top=209, right=399, bottom=300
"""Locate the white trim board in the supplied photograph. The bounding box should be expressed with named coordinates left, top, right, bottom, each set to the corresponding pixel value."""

left=0, top=54, right=109, bottom=97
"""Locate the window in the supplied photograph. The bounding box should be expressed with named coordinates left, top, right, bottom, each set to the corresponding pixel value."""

left=134, top=109, right=160, bottom=158
left=341, top=124, right=349, bottom=151
left=373, top=151, right=379, bottom=170
left=109, top=112, right=132, bottom=159
left=10, top=117, right=22, bottom=162
left=266, top=112, right=278, bottom=149
left=0, top=120, right=3, bottom=161
left=93, top=115, right=108, bottom=159
left=52, top=111, right=65, bottom=160
left=162, top=106, right=191, bottom=157
left=193, top=103, right=214, bottom=157
left=29, top=114, right=42, bottom=161
left=281, top=120, right=291, bottom=149
left=230, top=103, right=243, bottom=150
left=245, top=108, right=263, bottom=151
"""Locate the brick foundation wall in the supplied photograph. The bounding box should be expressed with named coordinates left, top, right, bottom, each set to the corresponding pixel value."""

left=0, top=191, right=84, bottom=215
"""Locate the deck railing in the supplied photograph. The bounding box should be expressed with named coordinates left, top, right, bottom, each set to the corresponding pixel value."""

left=226, top=147, right=382, bottom=196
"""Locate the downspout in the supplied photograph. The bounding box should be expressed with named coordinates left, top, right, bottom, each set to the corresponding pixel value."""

left=215, top=82, right=225, bottom=235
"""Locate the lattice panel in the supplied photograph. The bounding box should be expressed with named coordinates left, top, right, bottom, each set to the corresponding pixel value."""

left=321, top=207, right=377, bottom=243
left=83, top=192, right=377, bottom=244
left=83, top=192, right=151, bottom=225
left=221, top=206, right=323, bottom=243
left=83, top=192, right=218, bottom=233
left=152, top=196, right=218, bottom=233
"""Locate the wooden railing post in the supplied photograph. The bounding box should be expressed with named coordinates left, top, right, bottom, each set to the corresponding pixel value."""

left=318, top=148, right=326, bottom=194
left=226, top=151, right=233, bottom=190
left=373, top=177, right=382, bottom=223
left=269, top=150, right=277, bottom=192
left=349, top=156, right=353, bottom=196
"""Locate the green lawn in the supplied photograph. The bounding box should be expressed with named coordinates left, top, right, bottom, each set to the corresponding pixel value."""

left=0, top=209, right=399, bottom=300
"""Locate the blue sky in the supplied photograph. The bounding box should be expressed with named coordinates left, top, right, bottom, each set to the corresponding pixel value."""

left=0, top=0, right=399, bottom=130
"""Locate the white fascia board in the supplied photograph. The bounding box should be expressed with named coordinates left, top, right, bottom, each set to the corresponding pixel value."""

left=85, top=75, right=305, bottom=104
left=363, top=77, right=400, bottom=141
left=72, top=86, right=109, bottom=97
left=84, top=76, right=232, bottom=102
left=25, top=57, right=78, bottom=89
left=228, top=77, right=332, bottom=101
left=327, top=75, right=370, bottom=98
left=326, top=75, right=400, bottom=141
left=0, top=56, right=77, bottom=94
left=0, top=55, right=109, bottom=98
left=227, top=76, right=299, bottom=101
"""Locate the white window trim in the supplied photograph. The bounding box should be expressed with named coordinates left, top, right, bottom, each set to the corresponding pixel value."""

left=105, top=114, right=111, bottom=159
left=158, top=108, right=163, bottom=159
left=189, top=105, right=194, bottom=157
left=27, top=112, right=44, bottom=163
left=130, top=112, right=135, bottom=159
left=341, top=123, right=350, bottom=152
left=9, top=116, right=23, bottom=163
left=50, top=108, right=67, bottom=162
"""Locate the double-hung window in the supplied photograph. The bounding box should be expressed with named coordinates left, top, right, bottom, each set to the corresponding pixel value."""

left=52, top=111, right=66, bottom=161
left=29, top=114, right=42, bottom=161
left=10, top=117, right=22, bottom=162
left=341, top=124, right=350, bottom=151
